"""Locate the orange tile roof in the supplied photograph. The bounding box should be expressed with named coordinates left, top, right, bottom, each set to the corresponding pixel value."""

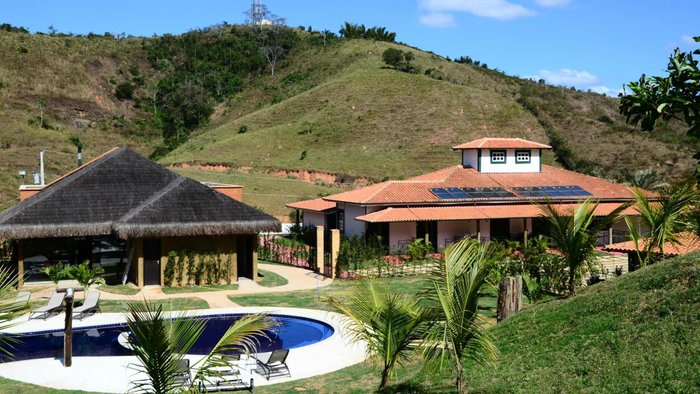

left=286, top=198, right=336, bottom=212
left=452, top=138, right=551, bottom=150
left=604, top=232, right=700, bottom=256
left=356, top=202, right=639, bottom=223
left=324, top=165, right=642, bottom=205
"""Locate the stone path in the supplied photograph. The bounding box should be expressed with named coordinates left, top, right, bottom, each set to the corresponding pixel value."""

left=27, top=263, right=333, bottom=309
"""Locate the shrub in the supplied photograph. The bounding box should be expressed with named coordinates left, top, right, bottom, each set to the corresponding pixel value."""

left=40, top=263, right=69, bottom=286
left=175, top=250, right=186, bottom=286
left=224, top=254, right=234, bottom=285
left=164, top=251, right=177, bottom=287
left=238, top=125, right=248, bottom=134
left=186, top=250, right=197, bottom=285
left=115, top=82, right=135, bottom=100
left=336, top=235, right=388, bottom=273
left=382, top=48, right=417, bottom=74
left=405, top=238, right=433, bottom=262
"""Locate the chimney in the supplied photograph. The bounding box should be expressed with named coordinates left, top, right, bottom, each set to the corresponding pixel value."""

left=205, top=183, right=243, bottom=201
left=20, top=185, right=45, bottom=201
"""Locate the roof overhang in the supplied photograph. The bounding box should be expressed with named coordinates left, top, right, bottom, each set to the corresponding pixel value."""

left=286, top=198, right=336, bottom=212
left=604, top=232, right=700, bottom=256
left=356, top=203, right=639, bottom=223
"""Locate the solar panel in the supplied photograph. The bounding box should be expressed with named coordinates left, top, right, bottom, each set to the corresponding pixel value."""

left=513, top=185, right=591, bottom=199
left=430, top=187, right=517, bottom=200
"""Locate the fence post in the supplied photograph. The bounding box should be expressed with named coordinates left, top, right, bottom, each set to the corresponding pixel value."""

left=330, top=229, right=340, bottom=279
left=316, top=226, right=325, bottom=274
left=497, top=276, right=523, bottom=323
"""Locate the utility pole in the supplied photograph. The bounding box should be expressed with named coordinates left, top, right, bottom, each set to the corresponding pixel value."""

left=39, top=150, right=45, bottom=186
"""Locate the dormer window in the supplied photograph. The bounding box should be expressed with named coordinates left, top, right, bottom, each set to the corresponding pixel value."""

left=515, top=150, right=531, bottom=163
left=490, top=150, right=506, bottom=163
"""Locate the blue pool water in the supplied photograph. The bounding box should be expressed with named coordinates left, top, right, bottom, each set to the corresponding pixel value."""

left=4, top=314, right=334, bottom=362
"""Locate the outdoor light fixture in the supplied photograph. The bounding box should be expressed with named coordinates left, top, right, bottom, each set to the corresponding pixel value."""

left=18, top=169, right=25, bottom=183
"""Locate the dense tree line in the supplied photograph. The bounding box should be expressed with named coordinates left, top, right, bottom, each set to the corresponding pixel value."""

left=339, top=22, right=396, bottom=42
left=145, top=25, right=298, bottom=150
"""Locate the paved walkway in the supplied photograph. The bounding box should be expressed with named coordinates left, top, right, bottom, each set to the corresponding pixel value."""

left=26, top=263, right=333, bottom=309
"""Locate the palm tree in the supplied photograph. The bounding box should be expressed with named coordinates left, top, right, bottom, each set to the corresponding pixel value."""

left=620, top=168, right=669, bottom=190
left=422, top=238, right=499, bottom=394
left=327, top=280, right=429, bottom=390
left=0, top=265, right=30, bottom=358
left=626, top=182, right=698, bottom=265
left=67, top=261, right=105, bottom=292
left=126, top=301, right=272, bottom=393
left=541, top=200, right=629, bottom=295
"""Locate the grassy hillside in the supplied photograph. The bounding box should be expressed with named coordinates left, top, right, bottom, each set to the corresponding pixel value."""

left=0, top=27, right=697, bottom=215
left=0, top=30, right=159, bottom=206
left=163, top=38, right=698, bottom=184
left=251, top=253, right=700, bottom=393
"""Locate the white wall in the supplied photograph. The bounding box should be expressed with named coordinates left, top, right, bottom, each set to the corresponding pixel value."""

left=478, top=148, right=541, bottom=173
left=438, top=220, right=477, bottom=248
left=303, top=212, right=325, bottom=228
left=461, top=149, right=478, bottom=169
left=478, top=219, right=491, bottom=241
left=341, top=203, right=368, bottom=237
left=389, top=222, right=416, bottom=251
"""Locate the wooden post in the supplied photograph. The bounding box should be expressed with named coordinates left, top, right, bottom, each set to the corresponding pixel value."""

left=252, top=235, right=259, bottom=281
left=608, top=227, right=613, bottom=245
left=523, top=230, right=528, bottom=247
left=497, top=276, right=523, bottom=323
left=316, top=226, right=324, bottom=274
left=330, top=229, right=340, bottom=279
left=136, top=239, right=144, bottom=288
left=63, top=288, right=75, bottom=367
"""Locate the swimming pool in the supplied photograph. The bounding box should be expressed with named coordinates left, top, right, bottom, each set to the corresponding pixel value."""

left=4, top=313, right=334, bottom=362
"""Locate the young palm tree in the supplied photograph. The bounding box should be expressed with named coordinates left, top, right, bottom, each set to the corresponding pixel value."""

left=626, top=182, right=699, bottom=265
left=0, top=265, right=29, bottom=358
left=541, top=200, right=629, bottom=295
left=422, top=238, right=499, bottom=394
left=126, top=301, right=272, bottom=393
left=67, top=261, right=105, bottom=292
left=327, top=280, right=430, bottom=390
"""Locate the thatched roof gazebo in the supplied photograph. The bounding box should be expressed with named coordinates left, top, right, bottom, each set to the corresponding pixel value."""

left=0, top=148, right=280, bottom=287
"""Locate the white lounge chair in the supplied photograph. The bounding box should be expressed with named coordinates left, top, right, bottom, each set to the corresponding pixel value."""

left=13, top=291, right=31, bottom=307
left=254, top=349, right=290, bottom=380
left=73, top=290, right=100, bottom=320
left=29, top=291, right=64, bottom=320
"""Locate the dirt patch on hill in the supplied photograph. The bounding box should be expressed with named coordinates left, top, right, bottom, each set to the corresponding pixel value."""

left=172, top=163, right=376, bottom=187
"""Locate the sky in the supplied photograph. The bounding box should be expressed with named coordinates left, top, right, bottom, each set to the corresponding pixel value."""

left=3, top=0, right=698, bottom=96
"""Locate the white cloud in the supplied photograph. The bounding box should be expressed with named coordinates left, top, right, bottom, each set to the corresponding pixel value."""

left=534, top=0, right=571, bottom=7
left=419, top=12, right=457, bottom=27
left=421, top=0, right=535, bottom=21
left=531, top=68, right=599, bottom=86
left=588, top=85, right=623, bottom=97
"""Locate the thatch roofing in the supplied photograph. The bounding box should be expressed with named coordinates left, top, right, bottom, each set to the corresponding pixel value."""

left=0, top=148, right=280, bottom=239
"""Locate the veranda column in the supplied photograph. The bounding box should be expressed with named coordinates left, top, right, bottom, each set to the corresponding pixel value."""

left=136, top=239, right=144, bottom=288
left=17, top=240, right=23, bottom=288
left=315, top=226, right=325, bottom=274
left=330, top=229, right=340, bottom=279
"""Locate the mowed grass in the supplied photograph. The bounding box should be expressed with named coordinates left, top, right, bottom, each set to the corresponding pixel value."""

left=96, top=283, right=140, bottom=295
left=257, top=269, right=288, bottom=287
left=26, top=296, right=209, bottom=313
left=161, top=284, right=239, bottom=294
left=172, top=167, right=345, bottom=217
left=255, top=254, right=700, bottom=393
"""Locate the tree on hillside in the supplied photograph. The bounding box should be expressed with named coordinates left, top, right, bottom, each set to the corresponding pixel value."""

left=382, top=48, right=417, bottom=73
left=339, top=22, right=396, bottom=42
left=619, top=36, right=700, bottom=174
left=259, top=45, right=285, bottom=76
left=541, top=200, right=629, bottom=295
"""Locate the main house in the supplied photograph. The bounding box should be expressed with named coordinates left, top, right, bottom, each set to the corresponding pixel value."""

left=0, top=148, right=280, bottom=287
left=288, top=138, right=640, bottom=252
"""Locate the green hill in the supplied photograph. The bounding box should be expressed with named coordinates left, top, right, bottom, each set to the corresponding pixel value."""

left=162, top=38, right=698, bottom=183
left=0, top=26, right=697, bottom=214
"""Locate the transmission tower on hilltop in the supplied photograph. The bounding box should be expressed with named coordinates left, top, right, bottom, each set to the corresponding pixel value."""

left=249, top=0, right=264, bottom=26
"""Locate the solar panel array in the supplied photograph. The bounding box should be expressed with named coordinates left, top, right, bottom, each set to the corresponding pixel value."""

left=430, top=187, right=517, bottom=200
left=512, top=186, right=592, bottom=198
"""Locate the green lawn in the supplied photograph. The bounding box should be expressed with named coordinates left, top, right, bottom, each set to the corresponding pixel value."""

left=257, top=269, right=288, bottom=288
left=161, top=284, right=239, bottom=294
left=27, top=297, right=209, bottom=314
left=96, top=283, right=140, bottom=296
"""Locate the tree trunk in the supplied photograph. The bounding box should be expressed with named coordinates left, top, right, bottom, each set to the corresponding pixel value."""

left=456, top=360, right=466, bottom=394
left=379, top=367, right=390, bottom=390
left=497, top=276, right=523, bottom=322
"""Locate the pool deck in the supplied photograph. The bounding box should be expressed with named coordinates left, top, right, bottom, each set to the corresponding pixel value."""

left=0, top=307, right=366, bottom=393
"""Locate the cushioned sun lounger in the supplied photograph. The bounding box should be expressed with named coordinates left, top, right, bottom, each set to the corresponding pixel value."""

left=14, top=291, right=31, bottom=306
left=254, top=349, right=290, bottom=380
left=72, top=290, right=100, bottom=320
left=28, top=291, right=64, bottom=320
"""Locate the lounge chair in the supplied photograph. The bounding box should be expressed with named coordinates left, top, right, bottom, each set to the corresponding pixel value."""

left=13, top=291, right=31, bottom=307
left=200, top=377, right=254, bottom=392
left=254, top=349, right=290, bottom=380
left=28, top=291, right=64, bottom=320
left=174, top=358, right=192, bottom=387
left=72, top=290, right=100, bottom=320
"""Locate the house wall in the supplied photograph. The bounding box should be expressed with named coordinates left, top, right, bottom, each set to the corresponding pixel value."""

left=340, top=203, right=368, bottom=237
left=510, top=218, right=527, bottom=236
left=303, top=212, right=326, bottom=228
left=130, top=235, right=243, bottom=288
left=478, top=148, right=541, bottom=173
left=437, top=220, right=477, bottom=248
left=461, top=149, right=478, bottom=169
left=389, top=221, right=416, bottom=251
left=478, top=219, right=491, bottom=241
